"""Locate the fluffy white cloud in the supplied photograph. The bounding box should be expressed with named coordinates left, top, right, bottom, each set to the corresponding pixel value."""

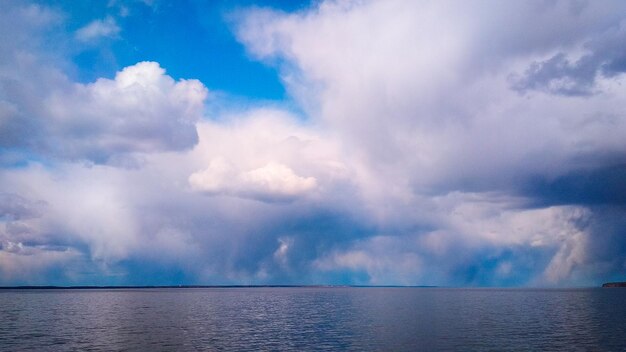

left=190, top=160, right=317, bottom=202
left=1, top=56, right=207, bottom=165
left=187, top=108, right=348, bottom=203
left=44, top=61, right=207, bottom=163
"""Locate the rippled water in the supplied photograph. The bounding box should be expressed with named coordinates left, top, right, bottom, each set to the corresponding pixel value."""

left=1, top=287, right=625, bottom=351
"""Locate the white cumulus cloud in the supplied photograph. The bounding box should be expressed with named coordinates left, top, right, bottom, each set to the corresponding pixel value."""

left=1, top=57, right=208, bottom=165
left=190, top=160, right=317, bottom=202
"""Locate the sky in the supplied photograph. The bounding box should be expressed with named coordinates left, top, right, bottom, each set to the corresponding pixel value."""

left=0, top=0, right=625, bottom=287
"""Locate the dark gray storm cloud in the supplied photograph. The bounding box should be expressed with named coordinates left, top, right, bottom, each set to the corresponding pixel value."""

left=522, top=164, right=626, bottom=207
left=512, top=19, right=626, bottom=96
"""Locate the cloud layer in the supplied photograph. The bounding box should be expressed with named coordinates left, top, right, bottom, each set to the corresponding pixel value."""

left=1, top=0, right=625, bottom=286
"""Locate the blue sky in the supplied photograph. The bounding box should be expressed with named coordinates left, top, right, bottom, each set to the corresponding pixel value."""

left=1, top=0, right=625, bottom=287
left=40, top=0, right=302, bottom=98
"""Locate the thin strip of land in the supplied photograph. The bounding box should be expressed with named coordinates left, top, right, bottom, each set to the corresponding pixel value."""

left=602, top=282, right=626, bottom=287
left=0, top=285, right=438, bottom=289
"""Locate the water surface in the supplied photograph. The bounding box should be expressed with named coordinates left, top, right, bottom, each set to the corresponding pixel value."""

left=1, top=287, right=625, bottom=351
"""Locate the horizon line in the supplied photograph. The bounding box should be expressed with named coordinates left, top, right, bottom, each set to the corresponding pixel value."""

left=0, top=285, right=437, bottom=289
left=0, top=284, right=614, bottom=289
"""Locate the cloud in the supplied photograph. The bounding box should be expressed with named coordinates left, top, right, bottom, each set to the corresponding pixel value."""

left=187, top=108, right=347, bottom=203
left=2, top=57, right=207, bottom=164
left=44, top=61, right=207, bottom=163
left=1, top=0, right=626, bottom=286
left=1, top=3, right=207, bottom=165
left=75, top=16, right=121, bottom=42
left=313, top=193, right=593, bottom=286
left=0, top=193, right=46, bottom=221
left=0, top=245, right=83, bottom=285
left=0, top=105, right=350, bottom=285
left=0, top=191, right=86, bottom=285
left=511, top=19, right=626, bottom=96
left=190, top=160, right=317, bottom=202
left=236, top=1, right=626, bottom=191
left=313, top=235, right=423, bottom=285
left=232, top=0, right=626, bottom=285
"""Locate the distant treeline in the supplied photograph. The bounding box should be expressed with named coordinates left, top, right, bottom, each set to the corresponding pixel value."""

left=602, top=282, right=626, bottom=288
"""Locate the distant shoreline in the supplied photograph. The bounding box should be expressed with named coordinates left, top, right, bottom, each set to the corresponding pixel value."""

left=2, top=285, right=621, bottom=290
left=0, top=285, right=439, bottom=290
left=602, top=282, right=626, bottom=288
left=0, top=285, right=616, bottom=290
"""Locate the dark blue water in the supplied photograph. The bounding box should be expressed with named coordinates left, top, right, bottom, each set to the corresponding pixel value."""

left=1, top=287, right=625, bottom=351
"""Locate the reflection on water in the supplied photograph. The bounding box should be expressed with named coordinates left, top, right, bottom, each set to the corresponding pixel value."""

left=1, top=288, right=625, bottom=351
